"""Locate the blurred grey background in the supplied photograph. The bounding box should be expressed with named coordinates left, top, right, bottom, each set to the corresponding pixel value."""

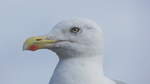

left=0, top=0, right=149, bottom=84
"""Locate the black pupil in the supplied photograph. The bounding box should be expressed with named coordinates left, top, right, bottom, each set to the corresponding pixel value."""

left=71, top=27, right=80, bottom=32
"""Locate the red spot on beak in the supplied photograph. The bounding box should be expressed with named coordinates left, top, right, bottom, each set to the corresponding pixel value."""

left=28, top=45, right=39, bottom=51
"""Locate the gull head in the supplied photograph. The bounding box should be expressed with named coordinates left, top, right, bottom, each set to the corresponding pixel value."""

left=23, top=18, right=104, bottom=58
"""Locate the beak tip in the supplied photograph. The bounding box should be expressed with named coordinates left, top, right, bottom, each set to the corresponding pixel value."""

left=23, top=43, right=28, bottom=51
left=23, top=36, right=55, bottom=51
left=23, top=48, right=26, bottom=51
left=22, top=48, right=26, bottom=51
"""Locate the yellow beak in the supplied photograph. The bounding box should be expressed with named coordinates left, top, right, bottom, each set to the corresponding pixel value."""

left=23, top=36, right=57, bottom=51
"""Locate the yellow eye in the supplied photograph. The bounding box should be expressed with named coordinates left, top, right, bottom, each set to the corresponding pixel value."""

left=70, top=27, right=80, bottom=33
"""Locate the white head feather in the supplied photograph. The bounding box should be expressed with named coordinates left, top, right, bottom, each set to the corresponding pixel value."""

left=47, top=18, right=104, bottom=59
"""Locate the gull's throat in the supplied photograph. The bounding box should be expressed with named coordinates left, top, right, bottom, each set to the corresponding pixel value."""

left=49, top=55, right=105, bottom=84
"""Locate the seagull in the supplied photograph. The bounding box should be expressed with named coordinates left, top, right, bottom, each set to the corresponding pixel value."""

left=23, top=18, right=125, bottom=84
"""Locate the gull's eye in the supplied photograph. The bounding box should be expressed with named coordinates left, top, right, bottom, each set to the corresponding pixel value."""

left=70, top=27, right=80, bottom=33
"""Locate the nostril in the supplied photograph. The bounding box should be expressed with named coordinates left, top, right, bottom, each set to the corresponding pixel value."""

left=36, top=39, right=42, bottom=41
